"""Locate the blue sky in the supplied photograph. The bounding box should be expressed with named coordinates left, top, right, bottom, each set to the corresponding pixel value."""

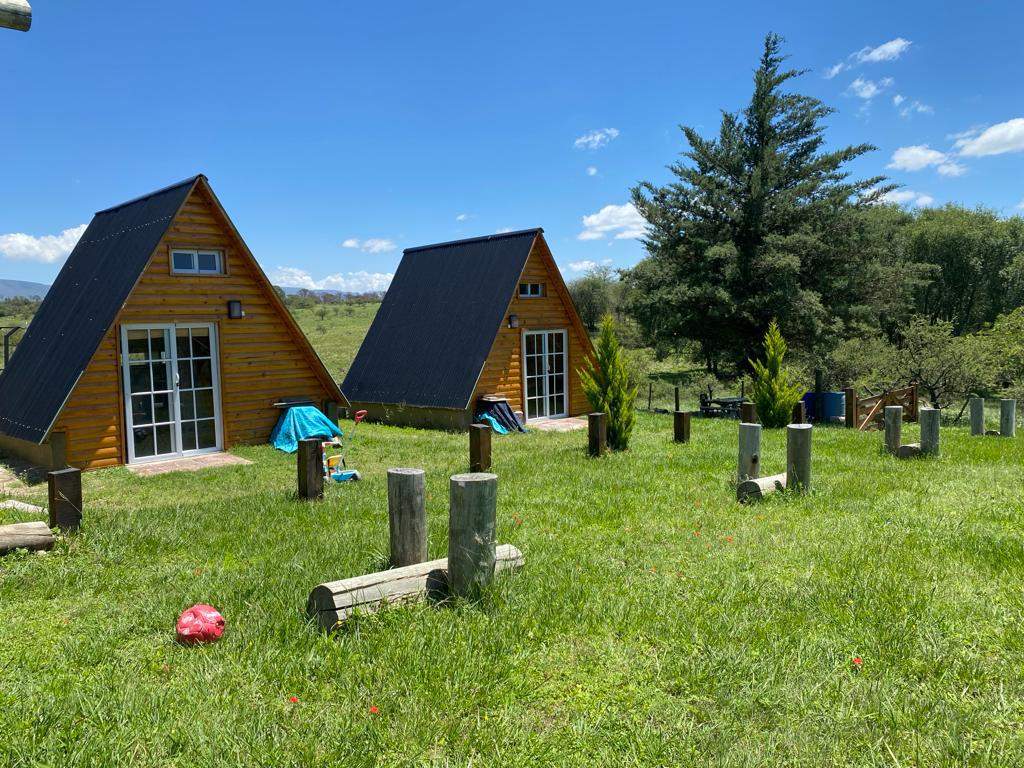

left=2, top=1, right=1022, bottom=290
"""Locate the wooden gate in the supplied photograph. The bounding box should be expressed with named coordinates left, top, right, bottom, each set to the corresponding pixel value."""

left=844, top=384, right=919, bottom=430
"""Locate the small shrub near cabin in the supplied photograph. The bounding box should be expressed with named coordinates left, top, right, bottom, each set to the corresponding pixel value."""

left=749, top=321, right=804, bottom=428
left=579, top=314, right=638, bottom=450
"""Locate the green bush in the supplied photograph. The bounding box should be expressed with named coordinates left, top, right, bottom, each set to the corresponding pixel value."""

left=749, top=321, right=805, bottom=428
left=579, top=314, right=638, bottom=450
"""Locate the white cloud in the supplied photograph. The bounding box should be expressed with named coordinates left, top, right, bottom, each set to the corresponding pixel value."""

left=1017, top=199, right=1024, bottom=211
left=566, top=258, right=613, bottom=273
left=937, top=162, right=967, bottom=177
left=0, top=223, right=87, bottom=263
left=954, top=118, right=1024, bottom=157
left=574, top=128, right=620, bottom=150
left=848, top=76, right=893, bottom=100
left=340, top=237, right=397, bottom=254
left=856, top=38, right=912, bottom=64
left=898, top=99, right=933, bottom=119
left=893, top=94, right=906, bottom=106
left=586, top=166, right=598, bottom=176
left=495, top=227, right=514, bottom=234
left=455, top=213, right=468, bottom=221
left=271, top=266, right=393, bottom=293
left=578, top=203, right=646, bottom=241
left=824, top=62, right=848, bottom=80
left=881, top=189, right=935, bottom=207
left=888, top=144, right=948, bottom=171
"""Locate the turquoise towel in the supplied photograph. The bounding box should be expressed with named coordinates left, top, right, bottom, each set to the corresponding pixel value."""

left=270, top=406, right=342, bottom=453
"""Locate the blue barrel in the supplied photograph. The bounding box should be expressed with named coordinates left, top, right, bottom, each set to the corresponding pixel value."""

left=819, top=392, right=845, bottom=422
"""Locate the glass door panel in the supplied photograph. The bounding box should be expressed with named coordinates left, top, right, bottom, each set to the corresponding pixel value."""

left=523, top=330, right=568, bottom=420
left=123, top=327, right=176, bottom=461
left=175, top=327, right=219, bottom=451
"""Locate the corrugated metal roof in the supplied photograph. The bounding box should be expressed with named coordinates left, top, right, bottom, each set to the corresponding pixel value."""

left=342, top=229, right=541, bottom=410
left=0, top=176, right=199, bottom=443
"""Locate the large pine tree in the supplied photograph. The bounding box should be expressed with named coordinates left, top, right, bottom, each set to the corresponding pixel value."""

left=626, top=33, right=892, bottom=371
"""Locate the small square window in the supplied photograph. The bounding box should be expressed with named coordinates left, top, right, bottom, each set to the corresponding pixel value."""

left=171, top=249, right=223, bottom=275
left=519, top=282, right=543, bottom=298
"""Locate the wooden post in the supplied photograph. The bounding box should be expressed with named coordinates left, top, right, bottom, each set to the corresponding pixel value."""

left=740, top=402, right=757, bottom=424
left=448, top=472, right=498, bottom=599
left=785, top=423, right=812, bottom=492
left=673, top=411, right=691, bottom=443
left=674, top=386, right=680, bottom=412
left=920, top=407, right=940, bottom=456
left=737, top=422, right=761, bottom=483
left=588, top=412, right=607, bottom=457
left=647, top=383, right=653, bottom=411
left=47, top=467, right=82, bottom=532
left=969, top=397, right=985, bottom=436
left=387, top=468, right=427, bottom=567
left=909, top=383, right=919, bottom=421
left=1000, top=399, right=1016, bottom=438
left=844, top=388, right=857, bottom=428
left=297, top=438, right=324, bottom=500
left=469, top=424, right=492, bottom=472
left=791, top=401, right=807, bottom=424
left=884, top=405, right=903, bottom=455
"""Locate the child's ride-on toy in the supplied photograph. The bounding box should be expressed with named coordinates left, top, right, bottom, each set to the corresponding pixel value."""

left=323, top=410, right=367, bottom=483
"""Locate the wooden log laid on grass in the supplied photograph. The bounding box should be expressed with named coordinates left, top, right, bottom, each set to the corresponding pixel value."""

left=737, top=473, right=786, bottom=502
left=588, top=412, right=607, bottom=457
left=0, top=521, right=53, bottom=555
left=785, top=423, right=812, bottom=492
left=920, top=407, right=940, bottom=456
left=969, top=397, right=985, bottom=436
left=307, top=544, right=525, bottom=630
left=737, top=423, right=761, bottom=483
left=448, top=472, right=497, bottom=599
left=387, top=468, right=427, bottom=567
left=469, top=424, right=492, bottom=472
left=1001, top=399, right=1016, bottom=438
left=47, top=467, right=81, bottom=531
left=673, top=411, right=691, bottom=443
left=0, top=0, right=31, bottom=32
left=897, top=443, right=922, bottom=459
left=884, top=406, right=903, bottom=455
left=297, top=438, right=324, bottom=500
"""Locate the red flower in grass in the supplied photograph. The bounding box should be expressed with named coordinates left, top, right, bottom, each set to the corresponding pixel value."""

left=693, top=530, right=701, bottom=537
left=724, top=536, right=734, bottom=543
left=852, top=657, right=863, bottom=672
left=513, top=516, right=523, bottom=527
left=369, top=705, right=380, bottom=715
left=289, top=696, right=299, bottom=704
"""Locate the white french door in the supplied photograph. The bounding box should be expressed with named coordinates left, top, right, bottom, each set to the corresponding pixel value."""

left=523, top=329, right=568, bottom=420
left=120, top=323, right=223, bottom=463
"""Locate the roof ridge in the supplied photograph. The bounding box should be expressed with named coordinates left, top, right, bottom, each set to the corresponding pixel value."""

left=404, top=228, right=542, bottom=254
left=95, top=174, right=204, bottom=215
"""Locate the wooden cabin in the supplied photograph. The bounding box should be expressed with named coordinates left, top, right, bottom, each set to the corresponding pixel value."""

left=0, top=175, right=347, bottom=470
left=343, top=228, right=595, bottom=429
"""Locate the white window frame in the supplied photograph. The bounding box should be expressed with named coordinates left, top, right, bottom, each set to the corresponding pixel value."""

left=518, top=282, right=543, bottom=298
left=171, top=248, right=224, bottom=276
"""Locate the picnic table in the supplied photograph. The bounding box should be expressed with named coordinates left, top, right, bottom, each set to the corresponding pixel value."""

left=699, top=394, right=746, bottom=419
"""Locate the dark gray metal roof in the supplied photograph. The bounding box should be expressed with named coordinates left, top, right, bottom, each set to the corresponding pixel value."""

left=0, top=176, right=200, bottom=442
left=342, top=228, right=541, bottom=410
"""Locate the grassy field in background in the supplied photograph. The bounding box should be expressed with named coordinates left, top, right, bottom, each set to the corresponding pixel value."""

left=2, top=301, right=1024, bottom=766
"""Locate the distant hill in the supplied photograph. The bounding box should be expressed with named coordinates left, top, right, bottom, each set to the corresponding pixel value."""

left=0, top=279, right=48, bottom=299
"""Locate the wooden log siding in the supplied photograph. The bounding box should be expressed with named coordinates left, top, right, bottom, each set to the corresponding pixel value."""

left=49, top=184, right=337, bottom=469
left=471, top=237, right=593, bottom=418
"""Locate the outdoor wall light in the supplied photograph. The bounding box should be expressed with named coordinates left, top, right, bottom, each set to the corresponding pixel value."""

left=508, top=313, right=519, bottom=329
left=227, top=300, right=245, bottom=319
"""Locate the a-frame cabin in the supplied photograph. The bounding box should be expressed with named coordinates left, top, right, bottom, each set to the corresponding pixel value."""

left=343, top=228, right=595, bottom=429
left=0, top=175, right=347, bottom=470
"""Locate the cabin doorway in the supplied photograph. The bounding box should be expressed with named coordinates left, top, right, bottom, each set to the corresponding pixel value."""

left=522, top=329, right=568, bottom=420
left=120, top=323, right=223, bottom=463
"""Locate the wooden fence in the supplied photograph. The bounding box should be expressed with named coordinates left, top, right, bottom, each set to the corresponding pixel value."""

left=844, top=384, right=918, bottom=430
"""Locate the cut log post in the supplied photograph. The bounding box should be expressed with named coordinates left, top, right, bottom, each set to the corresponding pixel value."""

left=448, top=472, right=498, bottom=599
left=469, top=424, right=492, bottom=472
left=969, top=397, right=985, bottom=436
left=307, top=543, right=524, bottom=630
left=740, top=402, right=757, bottom=424
left=0, top=0, right=32, bottom=32
left=297, top=438, right=324, bottom=500
left=884, top=406, right=903, bottom=455
left=673, top=410, right=691, bottom=443
left=737, top=422, right=761, bottom=483
left=1000, top=399, right=1016, bottom=438
left=0, top=521, right=53, bottom=555
left=0, top=499, right=43, bottom=514
left=47, top=467, right=81, bottom=532
left=674, top=386, right=680, bottom=412
left=737, top=473, right=786, bottom=503
left=786, top=423, right=812, bottom=492
left=920, top=407, right=940, bottom=456
left=791, top=401, right=807, bottom=424
left=844, top=388, right=857, bottom=428
left=588, top=412, right=607, bottom=457
left=387, top=468, right=427, bottom=567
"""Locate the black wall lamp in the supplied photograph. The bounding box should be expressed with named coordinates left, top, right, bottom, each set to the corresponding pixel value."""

left=508, top=313, right=519, bottom=329
left=227, top=300, right=245, bottom=319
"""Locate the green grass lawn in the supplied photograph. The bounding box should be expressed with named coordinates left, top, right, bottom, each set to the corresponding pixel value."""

left=2, top=304, right=1024, bottom=766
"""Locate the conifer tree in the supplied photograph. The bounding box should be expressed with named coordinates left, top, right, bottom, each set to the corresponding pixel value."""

left=579, top=314, right=637, bottom=450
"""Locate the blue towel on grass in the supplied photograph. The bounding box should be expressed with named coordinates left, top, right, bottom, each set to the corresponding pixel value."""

left=271, top=406, right=342, bottom=453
